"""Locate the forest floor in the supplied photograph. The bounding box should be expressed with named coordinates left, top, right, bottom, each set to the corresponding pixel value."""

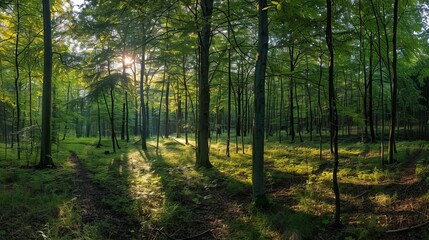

left=1, top=137, right=429, bottom=239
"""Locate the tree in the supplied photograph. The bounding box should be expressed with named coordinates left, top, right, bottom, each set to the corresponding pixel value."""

left=388, top=0, right=399, bottom=164
left=326, top=0, right=341, bottom=227
left=252, top=0, right=269, bottom=207
left=38, top=0, right=54, bottom=168
left=196, top=0, right=213, bottom=168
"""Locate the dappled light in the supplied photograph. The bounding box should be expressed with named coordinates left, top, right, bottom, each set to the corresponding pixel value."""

left=1, top=0, right=429, bottom=239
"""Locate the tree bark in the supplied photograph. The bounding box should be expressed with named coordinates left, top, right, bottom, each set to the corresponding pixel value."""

left=326, top=0, right=341, bottom=227
left=388, top=0, right=399, bottom=164
left=252, top=0, right=269, bottom=206
left=140, top=36, right=147, bottom=150
left=14, top=0, right=21, bottom=160
left=196, top=0, right=213, bottom=168
left=165, top=80, right=170, bottom=138
left=39, top=0, right=54, bottom=168
left=368, top=34, right=376, bottom=142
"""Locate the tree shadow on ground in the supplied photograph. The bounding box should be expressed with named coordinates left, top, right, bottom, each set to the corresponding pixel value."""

left=141, top=141, right=317, bottom=239
left=69, top=140, right=143, bottom=239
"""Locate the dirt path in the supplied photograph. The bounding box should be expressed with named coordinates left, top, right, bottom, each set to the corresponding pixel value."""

left=70, top=152, right=141, bottom=239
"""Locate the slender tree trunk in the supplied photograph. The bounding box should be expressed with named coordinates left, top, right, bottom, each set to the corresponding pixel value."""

left=140, top=38, right=147, bottom=150
left=185, top=84, right=189, bottom=144
left=279, top=76, right=283, bottom=143
left=388, top=0, right=399, bottom=164
left=14, top=0, right=21, bottom=160
left=134, top=59, right=139, bottom=135
left=306, top=59, right=313, bottom=141
left=266, top=76, right=271, bottom=139
left=368, top=34, right=376, bottom=142
left=62, top=82, right=70, bottom=140
left=318, top=51, right=323, bottom=161
left=126, top=92, right=129, bottom=142
left=371, top=0, right=385, bottom=164
left=183, top=72, right=190, bottom=145
left=196, top=0, right=213, bottom=168
left=110, top=88, right=116, bottom=153
left=96, top=97, right=102, bottom=148
left=176, top=72, right=182, bottom=138
left=121, top=96, right=125, bottom=140
left=27, top=52, right=34, bottom=154
left=289, top=52, right=295, bottom=142
left=39, top=0, right=54, bottom=168
left=1, top=61, right=7, bottom=160
left=226, top=32, right=232, bottom=157
left=156, top=72, right=165, bottom=154
left=326, top=0, right=341, bottom=227
left=252, top=0, right=268, bottom=207
left=165, top=80, right=170, bottom=138
left=295, top=80, right=303, bottom=142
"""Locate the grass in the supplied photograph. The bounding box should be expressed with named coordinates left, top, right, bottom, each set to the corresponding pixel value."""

left=0, top=136, right=428, bottom=239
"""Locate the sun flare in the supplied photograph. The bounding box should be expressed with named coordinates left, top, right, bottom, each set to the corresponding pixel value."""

left=123, top=56, right=134, bottom=65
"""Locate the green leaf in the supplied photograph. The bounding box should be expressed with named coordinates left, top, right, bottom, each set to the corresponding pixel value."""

left=262, top=6, right=271, bottom=11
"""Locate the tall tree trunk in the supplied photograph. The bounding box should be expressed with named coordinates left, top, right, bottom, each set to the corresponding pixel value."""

left=140, top=38, right=147, bottom=150
left=165, top=80, right=170, bottom=138
left=196, top=0, right=213, bottom=168
left=39, top=0, right=54, bottom=168
left=226, top=22, right=232, bottom=156
left=359, top=0, right=373, bottom=141
left=185, top=83, right=189, bottom=144
left=1, top=59, right=7, bottom=160
left=121, top=96, right=125, bottom=140
left=371, top=0, right=385, bottom=164
left=388, top=0, right=399, bottom=164
left=279, top=76, right=284, bottom=143
left=176, top=73, right=182, bottom=138
left=126, top=92, right=129, bottom=142
left=306, top=59, right=313, bottom=141
left=368, top=34, right=376, bottom=142
left=318, top=50, right=323, bottom=161
left=295, top=80, right=303, bottom=142
left=134, top=59, right=139, bottom=136
left=14, top=0, right=21, bottom=160
left=110, top=88, right=116, bottom=153
left=62, top=81, right=70, bottom=140
left=156, top=71, right=165, bottom=154
left=289, top=49, right=295, bottom=142
left=326, top=0, right=341, bottom=227
left=96, top=97, right=102, bottom=148
left=183, top=71, right=190, bottom=145
left=252, top=0, right=268, bottom=207
left=265, top=76, right=271, bottom=139
left=28, top=50, right=34, bottom=154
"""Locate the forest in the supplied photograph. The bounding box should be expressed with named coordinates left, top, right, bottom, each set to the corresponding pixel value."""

left=1, top=0, right=429, bottom=239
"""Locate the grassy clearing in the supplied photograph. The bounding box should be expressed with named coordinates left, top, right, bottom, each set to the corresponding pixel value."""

left=0, top=137, right=428, bottom=239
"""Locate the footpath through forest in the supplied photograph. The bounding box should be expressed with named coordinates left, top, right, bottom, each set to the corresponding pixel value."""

left=70, top=143, right=429, bottom=240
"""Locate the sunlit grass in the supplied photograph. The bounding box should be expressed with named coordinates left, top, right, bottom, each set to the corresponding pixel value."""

left=370, top=192, right=398, bottom=207
left=1, top=136, right=428, bottom=239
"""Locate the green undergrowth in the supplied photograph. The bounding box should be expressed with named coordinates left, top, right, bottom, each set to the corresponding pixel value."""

left=0, top=142, right=76, bottom=239
left=0, top=137, right=428, bottom=239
